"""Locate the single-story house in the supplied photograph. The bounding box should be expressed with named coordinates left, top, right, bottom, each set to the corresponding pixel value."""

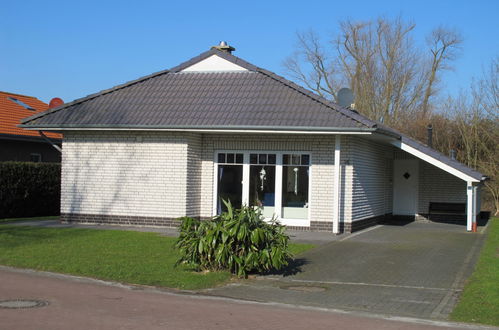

left=20, top=42, right=486, bottom=233
left=1, top=91, right=62, bottom=162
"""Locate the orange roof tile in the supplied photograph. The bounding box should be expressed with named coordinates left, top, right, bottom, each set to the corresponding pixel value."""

left=0, top=91, right=62, bottom=139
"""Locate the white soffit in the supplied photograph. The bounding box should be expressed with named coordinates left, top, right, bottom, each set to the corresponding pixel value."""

left=391, top=140, right=479, bottom=183
left=181, top=55, right=248, bottom=72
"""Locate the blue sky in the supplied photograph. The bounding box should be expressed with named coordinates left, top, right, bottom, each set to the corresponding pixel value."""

left=1, top=0, right=498, bottom=103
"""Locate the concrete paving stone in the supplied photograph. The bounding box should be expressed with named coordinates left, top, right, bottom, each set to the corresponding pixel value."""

left=204, top=221, right=486, bottom=320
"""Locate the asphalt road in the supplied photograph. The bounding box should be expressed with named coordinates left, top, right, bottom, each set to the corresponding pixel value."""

left=0, top=267, right=492, bottom=330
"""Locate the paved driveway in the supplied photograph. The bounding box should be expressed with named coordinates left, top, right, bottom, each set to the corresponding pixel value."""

left=204, top=222, right=486, bottom=319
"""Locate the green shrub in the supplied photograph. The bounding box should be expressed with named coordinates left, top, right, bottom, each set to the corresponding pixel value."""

left=0, top=162, right=60, bottom=218
left=175, top=200, right=292, bottom=277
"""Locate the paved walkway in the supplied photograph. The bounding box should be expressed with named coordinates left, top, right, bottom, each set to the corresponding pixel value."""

left=1, top=267, right=494, bottom=330
left=204, top=222, right=487, bottom=320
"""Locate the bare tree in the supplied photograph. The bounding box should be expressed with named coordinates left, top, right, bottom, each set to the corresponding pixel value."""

left=284, top=17, right=462, bottom=126
left=421, top=27, right=463, bottom=116
left=283, top=30, right=340, bottom=100
left=443, top=58, right=499, bottom=215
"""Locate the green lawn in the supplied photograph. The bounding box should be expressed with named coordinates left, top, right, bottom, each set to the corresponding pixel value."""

left=450, top=217, right=499, bottom=326
left=0, top=224, right=314, bottom=290
left=0, top=215, right=59, bottom=223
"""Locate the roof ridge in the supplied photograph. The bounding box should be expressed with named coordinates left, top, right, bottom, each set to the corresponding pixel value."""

left=0, top=91, right=39, bottom=99
left=254, top=68, right=376, bottom=128
left=21, top=67, right=172, bottom=125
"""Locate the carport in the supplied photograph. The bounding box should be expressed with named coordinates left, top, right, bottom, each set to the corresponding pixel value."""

left=389, top=134, right=486, bottom=232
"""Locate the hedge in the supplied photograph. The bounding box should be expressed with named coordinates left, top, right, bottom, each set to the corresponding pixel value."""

left=0, top=162, right=60, bottom=219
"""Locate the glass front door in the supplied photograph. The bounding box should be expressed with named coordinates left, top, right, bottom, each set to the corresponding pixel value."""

left=215, top=152, right=310, bottom=223
left=249, top=153, right=276, bottom=218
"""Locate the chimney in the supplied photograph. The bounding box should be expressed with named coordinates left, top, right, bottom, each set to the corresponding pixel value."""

left=450, top=149, right=457, bottom=160
left=211, top=41, right=235, bottom=54
left=49, top=97, right=64, bottom=109
left=427, top=124, right=433, bottom=148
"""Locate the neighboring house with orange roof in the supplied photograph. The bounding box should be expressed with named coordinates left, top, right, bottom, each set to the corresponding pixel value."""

left=0, top=91, right=61, bottom=162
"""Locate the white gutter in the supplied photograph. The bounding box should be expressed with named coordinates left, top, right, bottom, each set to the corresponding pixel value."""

left=21, top=127, right=374, bottom=135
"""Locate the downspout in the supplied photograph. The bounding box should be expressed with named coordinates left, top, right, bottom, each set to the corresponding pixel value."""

left=38, top=131, right=62, bottom=153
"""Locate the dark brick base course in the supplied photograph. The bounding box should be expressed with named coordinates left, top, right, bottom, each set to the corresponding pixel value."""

left=346, top=214, right=391, bottom=233
left=60, top=213, right=181, bottom=228
left=61, top=213, right=390, bottom=234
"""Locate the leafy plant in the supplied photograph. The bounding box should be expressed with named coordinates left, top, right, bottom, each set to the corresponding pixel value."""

left=175, top=200, right=292, bottom=277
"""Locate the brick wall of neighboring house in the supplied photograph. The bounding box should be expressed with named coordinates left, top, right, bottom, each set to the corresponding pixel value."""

left=0, top=139, right=61, bottom=162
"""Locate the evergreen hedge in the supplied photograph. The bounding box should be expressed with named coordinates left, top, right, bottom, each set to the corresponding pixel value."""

left=0, top=162, right=60, bottom=219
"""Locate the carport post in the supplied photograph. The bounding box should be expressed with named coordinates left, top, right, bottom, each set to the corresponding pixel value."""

left=466, top=182, right=477, bottom=232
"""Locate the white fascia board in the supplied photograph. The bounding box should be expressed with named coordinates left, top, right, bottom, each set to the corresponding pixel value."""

left=391, top=140, right=479, bottom=183
left=181, top=55, right=248, bottom=72
left=23, top=127, right=374, bottom=135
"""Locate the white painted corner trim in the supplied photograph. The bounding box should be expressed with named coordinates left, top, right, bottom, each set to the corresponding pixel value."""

left=181, top=55, right=248, bottom=72
left=391, top=140, right=479, bottom=183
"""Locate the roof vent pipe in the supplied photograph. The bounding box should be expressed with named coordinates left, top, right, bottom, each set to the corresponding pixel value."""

left=427, top=124, right=433, bottom=148
left=212, top=41, right=236, bottom=54
left=450, top=149, right=457, bottom=160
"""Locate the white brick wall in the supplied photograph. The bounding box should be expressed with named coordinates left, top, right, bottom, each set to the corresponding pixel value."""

left=61, top=131, right=192, bottom=218
left=418, top=161, right=466, bottom=214
left=186, top=133, right=202, bottom=217
left=393, top=150, right=467, bottom=215
left=345, top=136, right=393, bottom=223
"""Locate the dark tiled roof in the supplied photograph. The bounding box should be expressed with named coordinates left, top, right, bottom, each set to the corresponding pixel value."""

left=20, top=49, right=374, bottom=130
left=20, top=48, right=484, bottom=181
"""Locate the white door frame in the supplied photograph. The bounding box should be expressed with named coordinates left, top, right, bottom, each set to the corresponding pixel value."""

left=213, top=150, right=312, bottom=226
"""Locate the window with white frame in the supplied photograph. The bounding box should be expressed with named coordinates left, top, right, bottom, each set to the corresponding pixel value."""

left=214, top=151, right=311, bottom=222
left=282, top=154, right=310, bottom=219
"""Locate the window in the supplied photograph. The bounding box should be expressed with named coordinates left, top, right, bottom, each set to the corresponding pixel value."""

left=215, top=151, right=311, bottom=222
left=7, top=97, right=35, bottom=111
left=216, top=153, right=244, bottom=213
left=30, top=153, right=41, bottom=162
left=282, top=154, right=309, bottom=219
left=217, top=153, right=243, bottom=164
